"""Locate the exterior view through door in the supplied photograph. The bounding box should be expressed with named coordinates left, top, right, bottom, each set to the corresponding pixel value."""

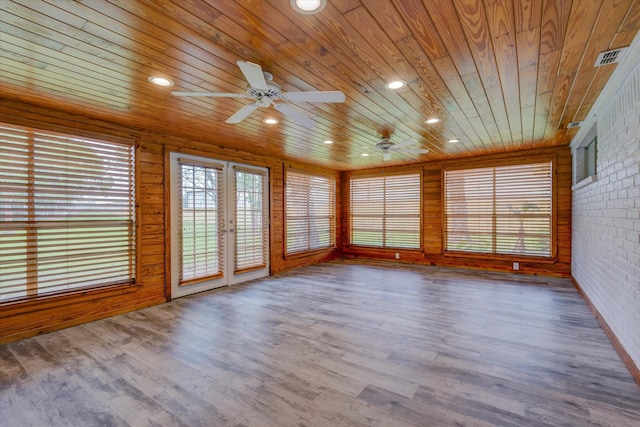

left=169, top=152, right=269, bottom=298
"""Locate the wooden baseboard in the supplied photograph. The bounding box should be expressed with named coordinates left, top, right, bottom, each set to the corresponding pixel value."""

left=571, top=276, right=640, bottom=386
left=0, top=299, right=164, bottom=345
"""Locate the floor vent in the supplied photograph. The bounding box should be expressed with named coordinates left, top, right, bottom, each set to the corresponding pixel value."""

left=567, top=121, right=583, bottom=128
left=594, top=47, right=628, bottom=66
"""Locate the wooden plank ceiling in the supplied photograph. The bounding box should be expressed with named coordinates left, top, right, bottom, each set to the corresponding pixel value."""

left=1, top=0, right=639, bottom=170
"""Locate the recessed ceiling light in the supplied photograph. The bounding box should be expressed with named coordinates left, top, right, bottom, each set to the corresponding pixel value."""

left=290, top=0, right=326, bottom=14
left=323, top=140, right=333, bottom=144
left=448, top=138, right=460, bottom=143
left=148, top=76, right=174, bottom=87
left=263, top=118, right=279, bottom=124
left=385, top=80, right=406, bottom=90
left=361, top=153, right=369, bottom=157
left=425, top=118, right=440, bottom=124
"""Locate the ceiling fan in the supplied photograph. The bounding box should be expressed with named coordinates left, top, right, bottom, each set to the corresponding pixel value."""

left=373, top=135, right=429, bottom=161
left=171, top=61, right=345, bottom=128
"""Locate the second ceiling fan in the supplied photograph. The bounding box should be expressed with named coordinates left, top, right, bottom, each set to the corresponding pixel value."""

left=172, top=61, right=345, bottom=128
left=374, top=135, right=429, bottom=161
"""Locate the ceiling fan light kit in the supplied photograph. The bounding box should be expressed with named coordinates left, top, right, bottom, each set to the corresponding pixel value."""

left=172, top=61, right=344, bottom=128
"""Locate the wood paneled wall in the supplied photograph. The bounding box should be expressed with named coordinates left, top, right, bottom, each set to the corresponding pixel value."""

left=0, top=99, right=570, bottom=343
left=0, top=100, right=341, bottom=343
left=342, top=146, right=572, bottom=277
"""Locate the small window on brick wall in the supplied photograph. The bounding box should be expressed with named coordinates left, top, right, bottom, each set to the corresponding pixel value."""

left=575, top=124, right=597, bottom=183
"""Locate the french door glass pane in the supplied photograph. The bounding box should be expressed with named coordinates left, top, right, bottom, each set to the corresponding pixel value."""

left=234, top=169, right=267, bottom=272
left=178, top=163, right=223, bottom=283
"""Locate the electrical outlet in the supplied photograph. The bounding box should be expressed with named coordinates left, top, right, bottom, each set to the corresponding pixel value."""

left=513, top=262, right=520, bottom=270
left=395, top=252, right=400, bottom=259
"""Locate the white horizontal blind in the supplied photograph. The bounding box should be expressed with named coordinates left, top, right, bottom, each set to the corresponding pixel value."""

left=350, top=173, right=421, bottom=249
left=286, top=170, right=335, bottom=254
left=178, top=160, right=224, bottom=284
left=444, top=162, right=552, bottom=257
left=234, top=168, right=268, bottom=272
left=0, top=123, right=136, bottom=302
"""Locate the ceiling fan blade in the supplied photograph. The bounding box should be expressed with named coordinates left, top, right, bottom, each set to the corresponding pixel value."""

left=283, top=91, right=346, bottom=103
left=273, top=103, right=316, bottom=128
left=225, top=103, right=259, bottom=124
left=237, top=61, right=268, bottom=90
left=382, top=152, right=391, bottom=161
left=172, top=91, right=246, bottom=98
left=393, top=148, right=430, bottom=154
left=391, top=138, right=418, bottom=149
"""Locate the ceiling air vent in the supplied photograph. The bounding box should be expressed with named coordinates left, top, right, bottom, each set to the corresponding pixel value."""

left=594, top=47, right=628, bottom=66
left=567, top=121, right=583, bottom=129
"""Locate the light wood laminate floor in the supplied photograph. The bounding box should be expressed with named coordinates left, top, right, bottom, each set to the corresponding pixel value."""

left=1, top=260, right=640, bottom=426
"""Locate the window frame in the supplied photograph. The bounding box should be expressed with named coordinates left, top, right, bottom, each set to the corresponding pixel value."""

left=574, top=123, right=598, bottom=185
left=348, top=170, right=423, bottom=250
left=0, top=122, right=139, bottom=305
left=582, top=136, right=597, bottom=179
left=442, top=156, right=557, bottom=260
left=284, top=168, right=336, bottom=256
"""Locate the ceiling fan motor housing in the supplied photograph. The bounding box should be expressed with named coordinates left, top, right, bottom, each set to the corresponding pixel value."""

left=376, top=138, right=395, bottom=153
left=247, top=82, right=282, bottom=107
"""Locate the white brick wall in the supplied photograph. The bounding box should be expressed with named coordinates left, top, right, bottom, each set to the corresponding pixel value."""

left=572, top=50, right=640, bottom=369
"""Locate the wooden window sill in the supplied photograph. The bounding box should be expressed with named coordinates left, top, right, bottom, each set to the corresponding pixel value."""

left=284, top=247, right=336, bottom=260
left=443, top=251, right=557, bottom=264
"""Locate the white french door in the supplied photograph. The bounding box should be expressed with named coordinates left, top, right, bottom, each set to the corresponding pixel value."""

left=169, top=153, right=269, bottom=298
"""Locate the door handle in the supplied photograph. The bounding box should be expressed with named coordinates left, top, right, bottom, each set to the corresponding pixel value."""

left=229, top=228, right=235, bottom=233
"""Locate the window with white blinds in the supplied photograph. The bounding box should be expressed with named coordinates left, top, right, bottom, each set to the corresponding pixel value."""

left=286, top=170, right=335, bottom=254
left=234, top=168, right=268, bottom=273
left=0, top=123, right=136, bottom=303
left=178, top=160, right=224, bottom=285
left=443, top=162, right=553, bottom=257
left=349, top=172, right=421, bottom=249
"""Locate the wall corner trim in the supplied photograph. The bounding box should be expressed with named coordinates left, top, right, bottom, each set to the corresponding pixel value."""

left=571, top=276, right=640, bottom=386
